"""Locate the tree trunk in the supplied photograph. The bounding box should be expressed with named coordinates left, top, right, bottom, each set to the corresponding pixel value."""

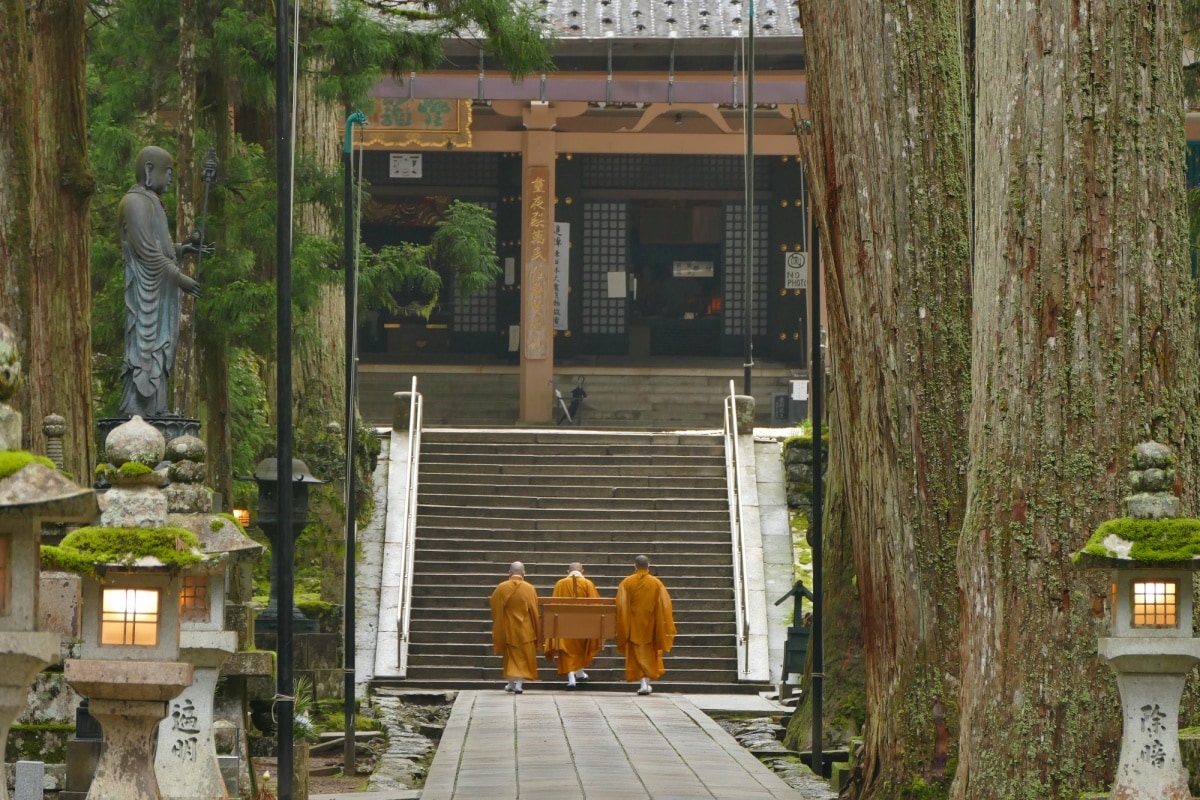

left=293, top=0, right=345, bottom=430
left=784, top=412, right=866, bottom=755
left=795, top=1, right=972, bottom=795
left=201, top=330, right=234, bottom=511
left=292, top=0, right=348, bottom=605
left=28, top=0, right=94, bottom=481
left=174, top=0, right=200, bottom=418
left=0, top=0, right=32, bottom=393
left=953, top=1, right=1200, bottom=797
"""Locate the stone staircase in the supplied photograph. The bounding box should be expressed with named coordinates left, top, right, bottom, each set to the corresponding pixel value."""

left=358, top=363, right=799, bottom=429
left=383, top=428, right=762, bottom=693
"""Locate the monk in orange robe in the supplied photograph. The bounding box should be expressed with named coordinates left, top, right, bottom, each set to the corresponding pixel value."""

left=544, top=562, right=603, bottom=689
left=615, top=555, right=676, bottom=695
left=489, top=561, right=540, bottom=694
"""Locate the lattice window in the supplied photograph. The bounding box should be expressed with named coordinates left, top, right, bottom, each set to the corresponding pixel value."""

left=1132, top=580, right=1179, bottom=628
left=101, top=588, right=160, bottom=646
left=452, top=201, right=499, bottom=333
left=180, top=575, right=210, bottom=623
left=722, top=203, right=769, bottom=336
left=581, top=155, right=769, bottom=191
left=582, top=203, right=628, bottom=334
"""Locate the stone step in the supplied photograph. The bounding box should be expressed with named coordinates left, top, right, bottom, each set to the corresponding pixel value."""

left=416, top=493, right=730, bottom=512
left=406, top=621, right=736, bottom=639
left=414, top=548, right=731, bottom=565
left=405, top=649, right=738, bottom=671
left=418, top=473, right=728, bottom=491
left=419, top=452, right=723, bottom=469
left=408, top=585, right=734, bottom=604
left=417, top=483, right=728, bottom=500
left=371, top=676, right=771, bottom=695
left=420, top=442, right=725, bottom=458
left=415, top=461, right=728, bottom=478
left=413, top=550, right=733, bottom=567
left=418, top=505, right=730, bottom=522
left=408, top=613, right=736, bottom=632
left=400, top=665, right=742, bottom=684
left=415, top=516, right=731, bottom=533
left=420, top=430, right=726, bottom=447
left=412, top=568, right=734, bottom=585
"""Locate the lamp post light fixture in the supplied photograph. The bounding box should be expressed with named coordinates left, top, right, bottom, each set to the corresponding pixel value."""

left=252, top=458, right=323, bottom=635
left=231, top=507, right=251, bottom=528
left=1074, top=441, right=1200, bottom=800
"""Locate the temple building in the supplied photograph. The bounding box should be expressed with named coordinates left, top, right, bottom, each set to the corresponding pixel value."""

left=355, top=0, right=810, bottom=423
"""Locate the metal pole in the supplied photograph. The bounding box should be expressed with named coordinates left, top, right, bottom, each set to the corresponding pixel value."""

left=275, top=0, right=295, bottom=795
left=809, top=223, right=824, bottom=778
left=342, top=109, right=366, bottom=776
left=742, top=2, right=755, bottom=396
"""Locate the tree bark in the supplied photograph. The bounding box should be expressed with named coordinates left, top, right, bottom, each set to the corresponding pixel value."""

left=795, top=1, right=972, bottom=795
left=174, top=0, right=200, bottom=418
left=953, top=1, right=1200, bottom=797
left=28, top=0, right=95, bottom=480
left=0, top=0, right=32, bottom=388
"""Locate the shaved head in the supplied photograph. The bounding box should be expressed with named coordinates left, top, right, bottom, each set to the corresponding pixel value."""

left=509, top=561, right=526, bottom=576
left=635, top=555, right=650, bottom=570
left=568, top=561, right=583, bottom=573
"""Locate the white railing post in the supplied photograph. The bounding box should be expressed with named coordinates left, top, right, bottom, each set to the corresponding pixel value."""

left=724, top=380, right=751, bottom=675
left=397, top=376, right=422, bottom=675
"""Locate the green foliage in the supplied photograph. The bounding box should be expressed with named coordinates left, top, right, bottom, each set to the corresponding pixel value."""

left=1079, top=517, right=1200, bottom=562
left=0, top=452, right=56, bottom=480
left=229, top=347, right=270, bottom=506
left=41, top=526, right=203, bottom=576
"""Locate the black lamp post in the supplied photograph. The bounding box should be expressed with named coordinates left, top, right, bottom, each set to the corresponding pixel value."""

left=253, top=457, right=322, bottom=635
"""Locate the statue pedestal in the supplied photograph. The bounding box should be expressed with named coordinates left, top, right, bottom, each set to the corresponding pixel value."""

left=1100, top=637, right=1200, bottom=800
left=65, top=659, right=193, bottom=800
left=98, top=416, right=200, bottom=451
left=154, top=632, right=236, bottom=800
left=0, top=633, right=61, bottom=800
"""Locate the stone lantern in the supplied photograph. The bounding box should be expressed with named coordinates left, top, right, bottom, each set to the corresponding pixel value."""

left=1075, top=440, right=1200, bottom=800
left=51, top=416, right=209, bottom=800
left=0, top=324, right=98, bottom=800
left=253, top=457, right=322, bottom=634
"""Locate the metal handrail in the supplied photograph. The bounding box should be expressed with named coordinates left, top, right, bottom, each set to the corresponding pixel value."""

left=397, top=376, right=423, bottom=675
left=723, top=380, right=751, bottom=674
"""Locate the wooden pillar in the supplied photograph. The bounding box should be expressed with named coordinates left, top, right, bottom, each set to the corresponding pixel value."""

left=518, top=102, right=557, bottom=423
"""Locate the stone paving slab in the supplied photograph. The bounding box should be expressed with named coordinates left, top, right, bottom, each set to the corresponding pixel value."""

left=421, top=691, right=812, bottom=800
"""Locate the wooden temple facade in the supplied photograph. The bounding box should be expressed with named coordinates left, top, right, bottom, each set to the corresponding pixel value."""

left=354, top=1, right=810, bottom=422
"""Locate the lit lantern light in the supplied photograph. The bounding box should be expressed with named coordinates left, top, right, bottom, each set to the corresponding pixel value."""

left=1131, top=580, right=1178, bottom=628
left=101, top=587, right=161, bottom=646
left=231, top=508, right=250, bottom=528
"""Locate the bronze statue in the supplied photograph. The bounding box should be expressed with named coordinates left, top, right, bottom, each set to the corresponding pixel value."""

left=118, top=146, right=203, bottom=418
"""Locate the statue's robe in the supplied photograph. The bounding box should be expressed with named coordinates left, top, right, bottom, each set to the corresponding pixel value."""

left=544, top=574, right=603, bottom=675
left=118, top=184, right=185, bottom=417
left=615, top=569, right=676, bottom=682
left=490, top=575, right=540, bottom=681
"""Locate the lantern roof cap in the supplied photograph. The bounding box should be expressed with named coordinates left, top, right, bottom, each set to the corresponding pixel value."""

left=0, top=458, right=96, bottom=521
left=1073, top=440, right=1200, bottom=569
left=1074, top=518, right=1200, bottom=570
left=253, top=458, right=324, bottom=485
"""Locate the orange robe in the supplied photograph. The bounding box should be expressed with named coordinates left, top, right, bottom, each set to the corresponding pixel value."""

left=615, top=569, right=676, bottom=682
left=490, top=575, right=540, bottom=681
left=543, top=575, right=603, bottom=675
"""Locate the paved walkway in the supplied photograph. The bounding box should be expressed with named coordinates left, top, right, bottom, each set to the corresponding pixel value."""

left=417, top=690, right=810, bottom=800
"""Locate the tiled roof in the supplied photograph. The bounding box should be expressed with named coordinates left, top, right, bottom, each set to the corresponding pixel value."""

left=539, top=0, right=802, bottom=39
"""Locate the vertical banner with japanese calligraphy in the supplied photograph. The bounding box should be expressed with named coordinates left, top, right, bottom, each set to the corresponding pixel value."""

left=553, top=222, right=570, bottom=331
left=523, top=166, right=553, bottom=359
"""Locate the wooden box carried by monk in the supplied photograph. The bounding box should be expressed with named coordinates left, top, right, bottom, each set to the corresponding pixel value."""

left=539, top=597, right=616, bottom=640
